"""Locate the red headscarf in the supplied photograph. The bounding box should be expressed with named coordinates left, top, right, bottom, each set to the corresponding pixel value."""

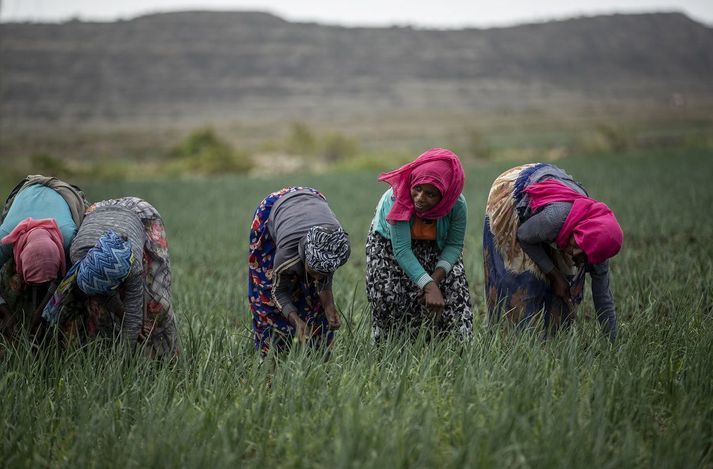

left=524, top=179, right=623, bottom=264
left=0, top=218, right=66, bottom=283
left=378, top=148, right=465, bottom=223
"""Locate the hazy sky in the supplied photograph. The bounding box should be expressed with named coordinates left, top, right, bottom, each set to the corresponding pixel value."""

left=2, top=0, right=712, bottom=27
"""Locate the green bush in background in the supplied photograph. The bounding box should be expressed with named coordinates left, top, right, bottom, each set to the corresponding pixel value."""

left=167, top=128, right=253, bottom=175
left=29, top=153, right=75, bottom=178
left=286, top=121, right=318, bottom=157
left=284, top=121, right=359, bottom=162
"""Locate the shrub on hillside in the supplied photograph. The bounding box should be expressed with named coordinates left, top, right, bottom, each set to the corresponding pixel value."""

left=576, top=124, right=634, bottom=154
left=320, top=132, right=358, bottom=162
left=286, top=121, right=317, bottom=157
left=168, top=128, right=253, bottom=175
left=284, top=121, right=359, bottom=163
left=463, top=128, right=493, bottom=160
left=30, top=153, right=75, bottom=178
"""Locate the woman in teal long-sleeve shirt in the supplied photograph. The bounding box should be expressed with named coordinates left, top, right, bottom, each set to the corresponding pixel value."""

left=365, top=148, right=473, bottom=340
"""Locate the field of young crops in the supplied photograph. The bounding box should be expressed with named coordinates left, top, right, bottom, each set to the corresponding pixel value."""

left=2, top=148, right=712, bottom=468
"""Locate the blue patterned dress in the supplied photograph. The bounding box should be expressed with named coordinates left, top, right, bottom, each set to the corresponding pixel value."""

left=248, top=187, right=334, bottom=355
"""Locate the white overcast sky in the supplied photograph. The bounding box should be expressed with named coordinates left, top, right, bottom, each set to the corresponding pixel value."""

left=1, top=0, right=712, bottom=27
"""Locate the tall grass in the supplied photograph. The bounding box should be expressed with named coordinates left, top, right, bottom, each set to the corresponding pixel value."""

left=1, top=149, right=712, bottom=467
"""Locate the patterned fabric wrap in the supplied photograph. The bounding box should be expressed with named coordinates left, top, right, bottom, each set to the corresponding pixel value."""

left=365, top=229, right=473, bottom=341
left=76, top=230, right=133, bottom=296
left=483, top=164, right=586, bottom=336
left=303, top=226, right=350, bottom=274
left=248, top=187, right=334, bottom=355
left=485, top=164, right=542, bottom=275
left=43, top=198, right=179, bottom=359
left=41, top=261, right=80, bottom=325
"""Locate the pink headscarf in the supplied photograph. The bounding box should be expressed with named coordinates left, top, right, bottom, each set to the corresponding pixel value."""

left=378, top=148, right=465, bottom=223
left=0, top=218, right=66, bottom=283
left=524, top=179, right=623, bottom=264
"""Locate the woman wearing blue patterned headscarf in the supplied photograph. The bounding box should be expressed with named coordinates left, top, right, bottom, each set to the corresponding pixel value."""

left=42, top=197, right=179, bottom=359
left=74, top=230, right=134, bottom=295
left=249, top=187, right=351, bottom=355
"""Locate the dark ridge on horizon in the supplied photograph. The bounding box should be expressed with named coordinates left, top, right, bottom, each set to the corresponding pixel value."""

left=1, top=11, right=712, bottom=126
left=2, top=8, right=709, bottom=31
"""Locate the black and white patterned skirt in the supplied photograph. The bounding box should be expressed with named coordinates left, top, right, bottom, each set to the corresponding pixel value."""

left=365, top=230, right=473, bottom=340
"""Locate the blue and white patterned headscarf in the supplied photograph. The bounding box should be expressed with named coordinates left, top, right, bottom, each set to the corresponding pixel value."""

left=42, top=229, right=134, bottom=325
left=76, top=230, right=134, bottom=296
left=303, top=226, right=350, bottom=274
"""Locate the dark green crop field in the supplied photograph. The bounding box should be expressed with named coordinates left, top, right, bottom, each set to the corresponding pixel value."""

left=2, top=148, right=712, bottom=468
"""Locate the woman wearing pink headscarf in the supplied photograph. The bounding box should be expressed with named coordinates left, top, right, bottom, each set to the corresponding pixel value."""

left=366, top=148, right=472, bottom=340
left=0, top=175, right=88, bottom=337
left=483, top=163, right=623, bottom=341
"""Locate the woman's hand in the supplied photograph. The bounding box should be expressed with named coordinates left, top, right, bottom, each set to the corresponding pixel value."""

left=318, top=289, right=340, bottom=331
left=547, top=268, right=575, bottom=314
left=423, top=281, right=445, bottom=318
left=548, top=269, right=570, bottom=299
left=548, top=269, right=577, bottom=317
left=287, top=310, right=309, bottom=344
left=430, top=267, right=447, bottom=285
left=324, top=304, right=341, bottom=331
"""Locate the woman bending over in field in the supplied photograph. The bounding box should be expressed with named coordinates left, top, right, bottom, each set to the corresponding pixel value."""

left=483, top=163, right=623, bottom=341
left=0, top=175, right=88, bottom=339
left=41, top=197, right=179, bottom=359
left=366, top=148, right=472, bottom=340
left=248, top=187, right=351, bottom=355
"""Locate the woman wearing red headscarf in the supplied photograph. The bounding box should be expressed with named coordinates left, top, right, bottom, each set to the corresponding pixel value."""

left=0, top=175, right=88, bottom=338
left=483, top=163, right=623, bottom=341
left=366, top=148, right=472, bottom=340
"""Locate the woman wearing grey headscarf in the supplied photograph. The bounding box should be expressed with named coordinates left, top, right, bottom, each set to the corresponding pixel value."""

left=248, top=187, right=351, bottom=355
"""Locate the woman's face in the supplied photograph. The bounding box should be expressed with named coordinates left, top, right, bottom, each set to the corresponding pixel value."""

left=411, top=183, right=442, bottom=213
left=305, top=265, right=325, bottom=280
left=566, top=236, right=587, bottom=265
left=305, top=265, right=328, bottom=291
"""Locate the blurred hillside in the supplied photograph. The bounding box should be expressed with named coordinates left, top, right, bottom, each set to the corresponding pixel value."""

left=2, top=11, right=713, bottom=128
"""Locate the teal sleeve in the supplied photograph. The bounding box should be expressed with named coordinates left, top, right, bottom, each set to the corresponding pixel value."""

left=437, top=197, right=467, bottom=274
left=371, top=189, right=393, bottom=237
left=390, top=221, right=433, bottom=289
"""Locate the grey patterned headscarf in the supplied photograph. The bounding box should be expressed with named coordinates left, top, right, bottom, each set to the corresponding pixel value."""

left=303, top=226, right=351, bottom=274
